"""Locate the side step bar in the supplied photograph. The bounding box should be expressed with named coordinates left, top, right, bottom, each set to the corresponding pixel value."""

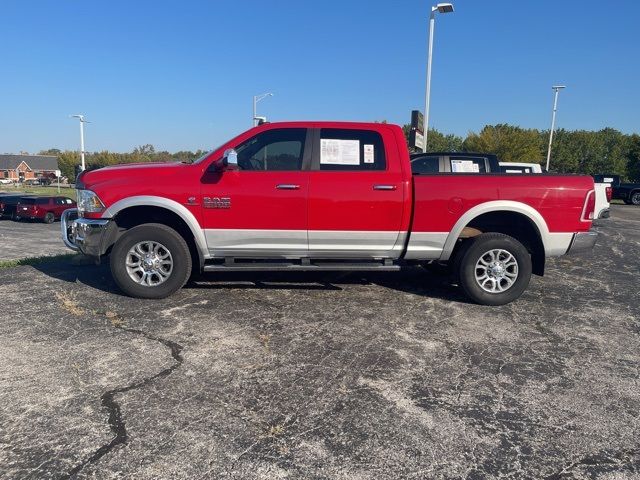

left=203, top=260, right=400, bottom=273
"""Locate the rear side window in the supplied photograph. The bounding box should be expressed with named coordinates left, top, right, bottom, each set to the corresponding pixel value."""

left=449, top=156, right=487, bottom=173
left=318, top=129, right=386, bottom=171
left=411, top=156, right=440, bottom=174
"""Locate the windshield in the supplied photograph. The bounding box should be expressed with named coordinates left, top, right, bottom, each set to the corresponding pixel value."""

left=190, top=149, right=216, bottom=165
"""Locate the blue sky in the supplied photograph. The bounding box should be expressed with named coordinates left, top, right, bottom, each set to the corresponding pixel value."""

left=1, top=0, right=638, bottom=153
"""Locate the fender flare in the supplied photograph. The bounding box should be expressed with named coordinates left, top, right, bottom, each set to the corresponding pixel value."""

left=438, top=201, right=553, bottom=261
left=102, top=196, right=209, bottom=259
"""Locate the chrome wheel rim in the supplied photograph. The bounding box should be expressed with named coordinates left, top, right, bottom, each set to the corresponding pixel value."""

left=632, top=193, right=640, bottom=205
left=474, top=249, right=518, bottom=294
left=125, top=241, right=173, bottom=287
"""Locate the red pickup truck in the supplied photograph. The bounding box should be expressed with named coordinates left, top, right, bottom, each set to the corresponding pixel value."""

left=62, top=122, right=597, bottom=305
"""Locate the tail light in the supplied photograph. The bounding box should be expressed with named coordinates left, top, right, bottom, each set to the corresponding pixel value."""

left=581, top=190, right=596, bottom=222
left=605, top=186, right=612, bottom=202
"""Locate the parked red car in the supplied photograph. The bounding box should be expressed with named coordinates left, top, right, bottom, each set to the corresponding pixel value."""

left=62, top=121, right=597, bottom=305
left=16, top=196, right=76, bottom=223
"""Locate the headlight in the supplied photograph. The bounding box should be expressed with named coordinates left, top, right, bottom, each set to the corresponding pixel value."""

left=76, top=189, right=105, bottom=216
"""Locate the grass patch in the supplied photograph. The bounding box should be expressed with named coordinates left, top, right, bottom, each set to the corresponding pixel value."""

left=0, top=186, right=76, bottom=200
left=0, top=253, right=77, bottom=269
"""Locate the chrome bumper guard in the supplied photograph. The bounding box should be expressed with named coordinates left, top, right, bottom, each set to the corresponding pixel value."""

left=61, top=208, right=111, bottom=257
left=566, top=230, right=598, bottom=255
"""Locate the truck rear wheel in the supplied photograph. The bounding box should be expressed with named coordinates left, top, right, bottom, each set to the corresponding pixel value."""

left=110, top=223, right=192, bottom=299
left=631, top=191, right=640, bottom=205
left=456, top=233, right=531, bottom=306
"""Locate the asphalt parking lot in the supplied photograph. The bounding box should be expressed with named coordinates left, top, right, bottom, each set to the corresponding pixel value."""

left=0, top=218, right=70, bottom=261
left=1, top=206, right=639, bottom=479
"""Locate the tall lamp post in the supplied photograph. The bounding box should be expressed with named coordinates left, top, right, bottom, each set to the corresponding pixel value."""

left=545, top=85, right=566, bottom=172
left=70, top=114, right=89, bottom=171
left=423, top=2, right=454, bottom=153
left=253, top=93, right=273, bottom=127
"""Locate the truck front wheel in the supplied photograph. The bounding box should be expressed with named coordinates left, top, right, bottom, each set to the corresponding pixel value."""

left=456, top=233, right=532, bottom=306
left=110, top=223, right=192, bottom=299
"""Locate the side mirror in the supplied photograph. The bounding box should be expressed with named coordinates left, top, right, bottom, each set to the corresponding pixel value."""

left=210, top=148, right=238, bottom=172
left=224, top=148, right=238, bottom=167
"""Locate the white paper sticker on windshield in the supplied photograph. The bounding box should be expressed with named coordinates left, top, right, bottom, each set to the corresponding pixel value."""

left=364, top=144, right=374, bottom=164
left=321, top=139, right=360, bottom=165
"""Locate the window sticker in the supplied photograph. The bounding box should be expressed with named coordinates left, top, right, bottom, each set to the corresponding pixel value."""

left=364, top=144, right=374, bottom=164
left=321, top=139, right=360, bottom=165
left=451, top=159, right=476, bottom=172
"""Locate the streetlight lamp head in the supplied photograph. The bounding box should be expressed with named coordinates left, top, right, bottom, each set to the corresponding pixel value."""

left=552, top=85, right=566, bottom=90
left=436, top=3, right=454, bottom=13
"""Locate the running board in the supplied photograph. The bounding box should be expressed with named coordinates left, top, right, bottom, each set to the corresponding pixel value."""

left=203, top=261, right=400, bottom=272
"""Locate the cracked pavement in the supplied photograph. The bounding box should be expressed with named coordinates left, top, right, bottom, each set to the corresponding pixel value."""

left=0, top=206, right=639, bottom=479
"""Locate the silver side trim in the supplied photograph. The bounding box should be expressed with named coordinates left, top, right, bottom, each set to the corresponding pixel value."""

left=545, top=232, right=574, bottom=256
left=403, top=232, right=448, bottom=260
left=103, top=196, right=210, bottom=259
left=204, top=229, right=405, bottom=259
left=205, top=229, right=307, bottom=255
left=309, top=230, right=401, bottom=251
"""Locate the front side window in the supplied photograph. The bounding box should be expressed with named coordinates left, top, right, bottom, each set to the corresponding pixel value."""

left=318, top=129, right=386, bottom=171
left=234, top=128, right=306, bottom=171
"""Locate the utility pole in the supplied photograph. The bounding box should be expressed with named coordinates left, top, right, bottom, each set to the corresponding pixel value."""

left=253, top=93, right=273, bottom=126
left=545, top=85, right=566, bottom=172
left=70, top=114, right=89, bottom=171
left=423, top=3, right=454, bottom=152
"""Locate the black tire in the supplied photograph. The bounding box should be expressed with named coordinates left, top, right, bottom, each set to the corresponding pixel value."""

left=44, top=212, right=55, bottom=224
left=631, top=191, right=640, bottom=206
left=455, top=233, right=532, bottom=306
left=110, top=223, right=192, bottom=299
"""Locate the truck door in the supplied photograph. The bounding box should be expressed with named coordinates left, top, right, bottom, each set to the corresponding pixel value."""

left=307, top=127, right=405, bottom=258
left=200, top=127, right=311, bottom=257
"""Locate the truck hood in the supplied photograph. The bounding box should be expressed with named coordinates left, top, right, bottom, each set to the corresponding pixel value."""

left=77, top=162, right=186, bottom=191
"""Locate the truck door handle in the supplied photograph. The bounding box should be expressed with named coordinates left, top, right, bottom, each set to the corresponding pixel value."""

left=373, top=184, right=397, bottom=191
left=276, top=184, right=300, bottom=190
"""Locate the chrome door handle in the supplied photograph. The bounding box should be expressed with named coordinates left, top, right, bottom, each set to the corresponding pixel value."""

left=276, top=184, right=300, bottom=190
left=373, top=184, right=397, bottom=191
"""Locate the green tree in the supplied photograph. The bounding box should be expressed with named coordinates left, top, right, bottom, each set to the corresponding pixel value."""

left=626, top=134, right=640, bottom=181
left=402, top=125, right=463, bottom=153
left=463, top=124, right=544, bottom=164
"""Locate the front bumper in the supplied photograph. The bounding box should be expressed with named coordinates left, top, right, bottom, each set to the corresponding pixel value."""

left=61, top=208, right=111, bottom=257
left=565, top=230, right=598, bottom=255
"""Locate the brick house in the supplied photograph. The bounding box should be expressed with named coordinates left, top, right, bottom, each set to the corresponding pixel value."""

left=0, top=154, right=59, bottom=182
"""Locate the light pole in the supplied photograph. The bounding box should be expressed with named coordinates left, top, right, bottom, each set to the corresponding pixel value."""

left=253, top=93, right=273, bottom=127
left=423, top=3, right=454, bottom=153
left=545, top=85, right=565, bottom=172
left=70, top=114, right=89, bottom=171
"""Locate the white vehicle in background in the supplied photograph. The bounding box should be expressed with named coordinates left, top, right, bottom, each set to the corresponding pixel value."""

left=499, top=162, right=543, bottom=174
left=0, top=178, right=14, bottom=185
left=593, top=182, right=612, bottom=219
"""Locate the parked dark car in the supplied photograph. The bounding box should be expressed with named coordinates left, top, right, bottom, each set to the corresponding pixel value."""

left=410, top=152, right=501, bottom=174
left=0, top=194, right=34, bottom=220
left=593, top=174, right=640, bottom=205
left=15, top=196, right=76, bottom=223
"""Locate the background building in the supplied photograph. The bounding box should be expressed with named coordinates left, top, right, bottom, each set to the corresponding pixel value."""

left=0, top=154, right=59, bottom=182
